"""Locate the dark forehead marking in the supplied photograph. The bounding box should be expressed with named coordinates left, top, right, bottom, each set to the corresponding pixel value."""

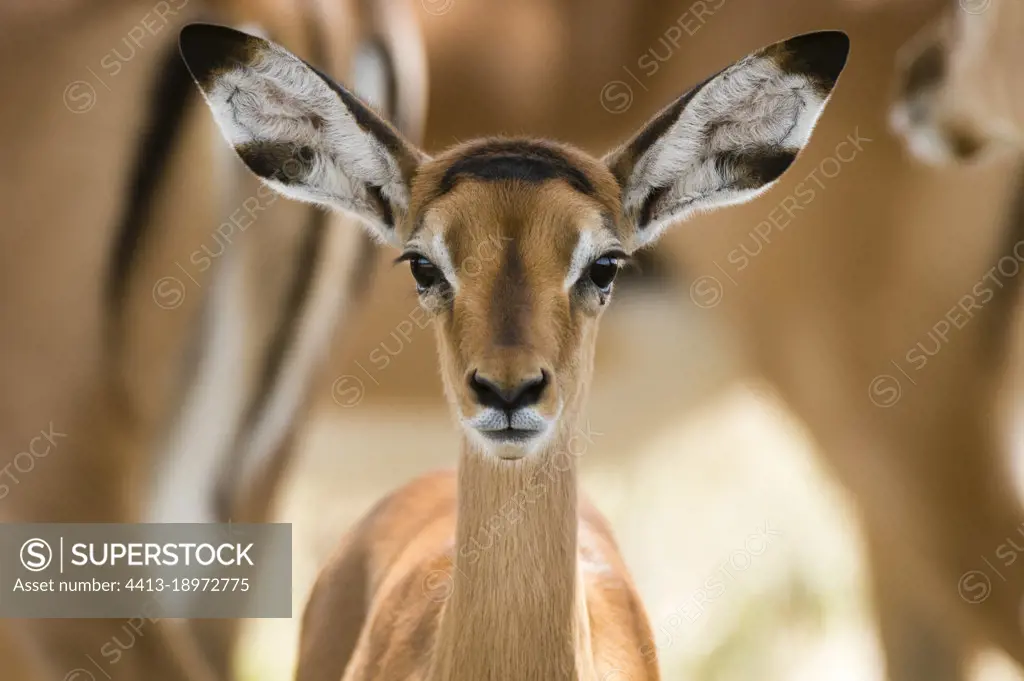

left=437, top=141, right=596, bottom=198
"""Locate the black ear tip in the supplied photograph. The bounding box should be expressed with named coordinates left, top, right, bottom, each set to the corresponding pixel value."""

left=780, top=30, right=851, bottom=92
left=179, top=22, right=247, bottom=55
left=179, top=23, right=258, bottom=85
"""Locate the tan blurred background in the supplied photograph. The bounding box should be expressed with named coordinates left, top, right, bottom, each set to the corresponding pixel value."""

left=3, top=0, right=1024, bottom=679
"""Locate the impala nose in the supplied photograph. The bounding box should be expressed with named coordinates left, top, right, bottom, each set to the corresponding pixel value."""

left=468, top=370, right=549, bottom=412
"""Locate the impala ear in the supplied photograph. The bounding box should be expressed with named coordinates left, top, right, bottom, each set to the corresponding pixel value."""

left=178, top=23, right=426, bottom=246
left=605, top=31, right=850, bottom=248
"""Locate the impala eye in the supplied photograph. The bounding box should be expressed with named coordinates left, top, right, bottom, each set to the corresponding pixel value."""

left=409, top=256, right=443, bottom=292
left=588, top=256, right=620, bottom=292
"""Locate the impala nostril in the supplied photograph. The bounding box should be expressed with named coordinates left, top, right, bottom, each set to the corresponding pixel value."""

left=468, top=371, right=505, bottom=410
left=468, top=370, right=549, bottom=411
left=513, top=371, right=548, bottom=409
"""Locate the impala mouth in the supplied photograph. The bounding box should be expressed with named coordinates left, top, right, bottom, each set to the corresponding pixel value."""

left=465, top=406, right=554, bottom=456
left=480, top=427, right=543, bottom=444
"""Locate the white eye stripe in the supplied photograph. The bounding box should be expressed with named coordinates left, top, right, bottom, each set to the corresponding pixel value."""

left=430, top=233, right=459, bottom=291
left=403, top=213, right=460, bottom=292
left=564, top=231, right=596, bottom=291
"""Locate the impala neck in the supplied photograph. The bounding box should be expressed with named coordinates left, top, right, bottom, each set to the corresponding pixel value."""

left=430, top=418, right=595, bottom=681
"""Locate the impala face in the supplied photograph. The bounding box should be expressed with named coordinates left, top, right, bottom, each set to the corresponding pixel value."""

left=179, top=23, right=849, bottom=458
left=402, top=144, right=627, bottom=456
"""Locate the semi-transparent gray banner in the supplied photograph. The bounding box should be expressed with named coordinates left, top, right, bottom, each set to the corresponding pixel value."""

left=0, top=523, right=290, bottom=618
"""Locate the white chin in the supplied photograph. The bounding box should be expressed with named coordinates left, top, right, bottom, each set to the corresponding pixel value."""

left=465, top=427, right=549, bottom=460
left=494, top=445, right=532, bottom=461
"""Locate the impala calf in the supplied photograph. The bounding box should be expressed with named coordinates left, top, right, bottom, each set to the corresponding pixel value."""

left=180, top=24, right=848, bottom=680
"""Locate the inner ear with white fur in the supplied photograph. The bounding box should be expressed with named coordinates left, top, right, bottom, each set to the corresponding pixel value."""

left=605, top=30, right=850, bottom=248
left=178, top=22, right=425, bottom=245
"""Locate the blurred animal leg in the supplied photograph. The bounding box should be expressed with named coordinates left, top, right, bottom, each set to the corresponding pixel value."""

left=189, top=426, right=303, bottom=677
left=866, top=528, right=968, bottom=681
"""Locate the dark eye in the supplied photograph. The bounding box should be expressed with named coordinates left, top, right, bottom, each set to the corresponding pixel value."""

left=588, top=256, right=620, bottom=292
left=409, top=256, right=443, bottom=292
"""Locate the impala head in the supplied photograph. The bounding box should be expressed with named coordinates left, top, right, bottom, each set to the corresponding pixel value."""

left=891, top=0, right=1024, bottom=163
left=180, top=24, right=848, bottom=459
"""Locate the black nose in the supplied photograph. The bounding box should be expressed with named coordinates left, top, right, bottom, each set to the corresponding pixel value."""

left=469, top=371, right=548, bottom=411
